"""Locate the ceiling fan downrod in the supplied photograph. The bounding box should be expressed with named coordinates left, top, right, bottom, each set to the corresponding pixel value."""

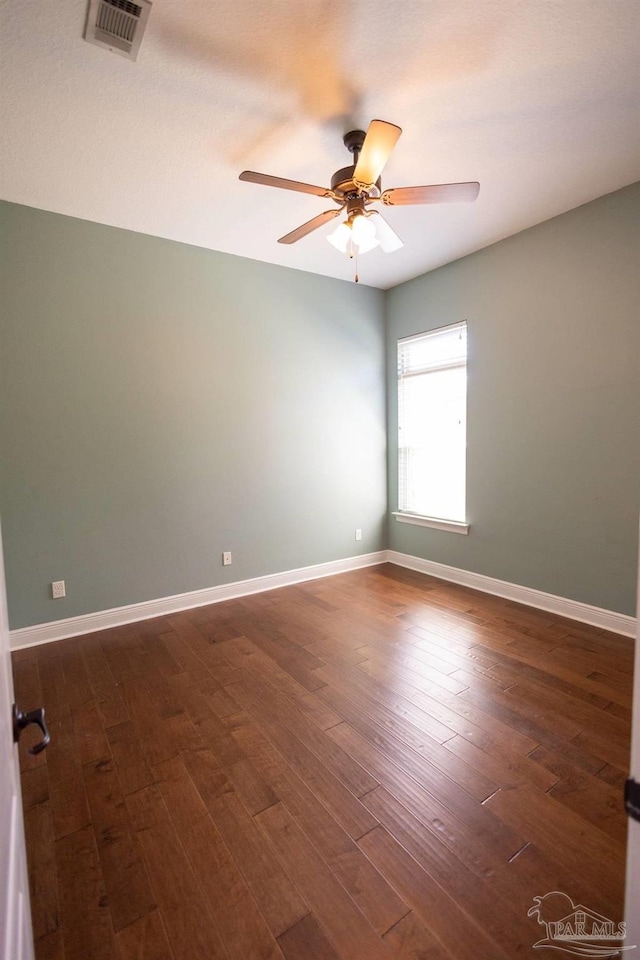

left=343, top=129, right=366, bottom=164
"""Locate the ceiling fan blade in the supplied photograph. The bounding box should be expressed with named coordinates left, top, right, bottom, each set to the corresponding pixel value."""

left=278, top=208, right=344, bottom=245
left=380, top=181, right=480, bottom=206
left=353, top=120, right=402, bottom=187
left=240, top=170, right=332, bottom=198
left=370, top=213, right=404, bottom=253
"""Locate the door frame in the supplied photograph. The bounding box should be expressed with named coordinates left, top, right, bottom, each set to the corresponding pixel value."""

left=624, top=520, right=640, bottom=946
left=0, top=520, right=35, bottom=960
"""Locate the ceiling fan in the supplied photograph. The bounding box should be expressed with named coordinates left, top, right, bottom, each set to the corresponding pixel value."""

left=239, top=119, right=480, bottom=262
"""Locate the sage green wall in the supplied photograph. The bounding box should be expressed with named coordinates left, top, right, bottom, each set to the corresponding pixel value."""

left=386, top=182, right=640, bottom=616
left=0, top=202, right=386, bottom=629
left=2, top=183, right=638, bottom=630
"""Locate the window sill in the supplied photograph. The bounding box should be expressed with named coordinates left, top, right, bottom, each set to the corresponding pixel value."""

left=392, top=512, right=470, bottom=535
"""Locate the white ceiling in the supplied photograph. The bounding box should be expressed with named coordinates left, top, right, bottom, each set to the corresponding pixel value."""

left=1, top=0, right=639, bottom=289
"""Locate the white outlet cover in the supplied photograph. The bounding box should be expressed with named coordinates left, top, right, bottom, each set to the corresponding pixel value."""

left=51, top=580, right=66, bottom=598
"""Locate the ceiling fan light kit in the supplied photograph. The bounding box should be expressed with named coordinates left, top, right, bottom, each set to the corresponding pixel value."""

left=239, top=119, right=480, bottom=280
left=328, top=212, right=379, bottom=256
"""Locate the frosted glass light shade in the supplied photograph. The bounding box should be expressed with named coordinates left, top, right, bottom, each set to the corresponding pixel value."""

left=327, top=221, right=351, bottom=252
left=372, top=213, right=404, bottom=252
left=354, top=232, right=380, bottom=254
left=350, top=213, right=375, bottom=245
left=327, top=213, right=380, bottom=255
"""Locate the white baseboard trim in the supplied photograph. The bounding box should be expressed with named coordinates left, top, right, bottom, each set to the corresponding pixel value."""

left=387, top=550, right=636, bottom=637
left=9, top=551, right=387, bottom=650
left=10, top=547, right=635, bottom=649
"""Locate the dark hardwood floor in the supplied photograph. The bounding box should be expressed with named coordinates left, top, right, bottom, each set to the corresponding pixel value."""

left=11, top=563, right=633, bottom=960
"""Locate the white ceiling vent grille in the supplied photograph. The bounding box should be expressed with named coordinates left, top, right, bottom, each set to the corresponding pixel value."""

left=84, top=0, right=151, bottom=61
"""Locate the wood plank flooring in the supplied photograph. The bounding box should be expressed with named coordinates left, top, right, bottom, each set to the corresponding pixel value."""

left=12, top=564, right=633, bottom=960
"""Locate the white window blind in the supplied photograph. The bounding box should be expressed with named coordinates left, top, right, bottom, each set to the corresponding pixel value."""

left=397, top=321, right=467, bottom=523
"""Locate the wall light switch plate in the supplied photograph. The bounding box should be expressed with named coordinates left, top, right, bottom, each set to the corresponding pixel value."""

left=51, top=580, right=66, bottom=599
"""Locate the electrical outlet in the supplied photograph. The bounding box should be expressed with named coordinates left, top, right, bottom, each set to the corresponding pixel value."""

left=51, top=580, right=66, bottom=599
left=355, top=529, right=362, bottom=541
left=222, top=551, right=232, bottom=566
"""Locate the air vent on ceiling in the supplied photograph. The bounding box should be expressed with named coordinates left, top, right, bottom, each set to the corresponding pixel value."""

left=84, top=0, right=151, bottom=61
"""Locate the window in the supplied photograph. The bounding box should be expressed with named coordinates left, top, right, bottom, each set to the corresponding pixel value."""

left=396, top=321, right=468, bottom=532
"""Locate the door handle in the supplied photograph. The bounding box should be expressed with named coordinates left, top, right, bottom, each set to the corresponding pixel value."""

left=12, top=703, right=51, bottom=755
